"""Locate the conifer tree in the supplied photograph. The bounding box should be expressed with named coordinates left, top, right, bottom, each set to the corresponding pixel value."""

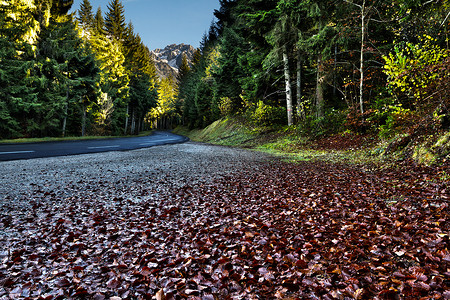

left=93, top=7, right=106, bottom=36
left=122, top=23, right=158, bottom=134
left=213, top=27, right=247, bottom=113
left=51, top=0, right=74, bottom=16
left=34, top=12, right=100, bottom=137
left=177, top=53, right=190, bottom=82
left=0, top=0, right=38, bottom=138
left=77, top=0, right=94, bottom=29
left=88, top=25, right=130, bottom=134
left=150, top=75, right=178, bottom=129
left=105, top=0, right=126, bottom=42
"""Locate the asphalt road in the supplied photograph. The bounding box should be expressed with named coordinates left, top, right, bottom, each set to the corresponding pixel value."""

left=0, top=131, right=189, bottom=161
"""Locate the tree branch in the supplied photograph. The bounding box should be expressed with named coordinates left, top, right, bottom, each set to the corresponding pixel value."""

left=343, top=0, right=362, bottom=10
left=441, top=10, right=450, bottom=27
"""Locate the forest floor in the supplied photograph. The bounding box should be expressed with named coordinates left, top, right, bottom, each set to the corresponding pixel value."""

left=0, top=132, right=449, bottom=298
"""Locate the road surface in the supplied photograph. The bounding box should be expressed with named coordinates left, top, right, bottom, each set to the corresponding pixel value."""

left=0, top=131, right=188, bottom=161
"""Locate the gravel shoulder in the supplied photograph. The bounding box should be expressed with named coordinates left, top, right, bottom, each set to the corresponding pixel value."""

left=0, top=142, right=270, bottom=240
left=0, top=141, right=270, bottom=197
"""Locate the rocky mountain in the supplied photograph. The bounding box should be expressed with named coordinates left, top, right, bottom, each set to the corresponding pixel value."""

left=151, top=43, right=196, bottom=79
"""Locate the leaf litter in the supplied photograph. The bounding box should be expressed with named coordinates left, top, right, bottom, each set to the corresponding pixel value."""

left=0, top=147, right=448, bottom=299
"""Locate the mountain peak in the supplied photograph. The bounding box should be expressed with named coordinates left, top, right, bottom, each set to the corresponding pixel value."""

left=151, top=44, right=196, bottom=79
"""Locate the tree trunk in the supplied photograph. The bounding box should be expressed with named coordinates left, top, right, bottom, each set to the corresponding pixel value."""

left=316, top=55, right=325, bottom=119
left=360, top=0, right=366, bottom=115
left=131, top=108, right=136, bottom=135
left=81, top=102, right=87, bottom=137
left=282, top=45, right=293, bottom=126
left=296, top=51, right=304, bottom=120
left=137, top=116, right=142, bottom=134
left=124, top=104, right=129, bottom=135
left=334, top=45, right=337, bottom=96
left=62, top=90, right=69, bottom=137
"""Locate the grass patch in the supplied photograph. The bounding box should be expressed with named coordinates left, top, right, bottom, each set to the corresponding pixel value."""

left=175, top=117, right=450, bottom=166
left=174, top=118, right=257, bottom=147
left=176, top=118, right=381, bottom=165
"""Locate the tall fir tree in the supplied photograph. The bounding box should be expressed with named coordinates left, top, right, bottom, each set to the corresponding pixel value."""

left=88, top=25, right=130, bottom=134
left=0, top=1, right=37, bottom=138
left=122, top=23, right=158, bottom=134
left=77, top=0, right=94, bottom=30
left=105, top=0, right=127, bottom=42
left=93, top=7, right=106, bottom=36
left=34, top=12, right=100, bottom=137
left=177, top=53, right=190, bottom=82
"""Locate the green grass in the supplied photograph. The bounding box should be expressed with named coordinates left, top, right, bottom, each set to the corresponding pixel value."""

left=175, top=118, right=380, bottom=165
left=174, top=118, right=257, bottom=147
left=0, top=131, right=153, bottom=144
left=176, top=117, right=450, bottom=166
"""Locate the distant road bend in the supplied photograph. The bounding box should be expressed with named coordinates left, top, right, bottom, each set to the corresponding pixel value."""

left=0, top=131, right=189, bottom=161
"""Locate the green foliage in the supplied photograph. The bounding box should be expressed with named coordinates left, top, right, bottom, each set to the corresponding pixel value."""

left=149, top=76, right=178, bottom=127
left=0, top=2, right=37, bottom=138
left=104, top=0, right=126, bottom=42
left=297, top=109, right=347, bottom=137
left=213, top=27, right=246, bottom=105
left=247, top=100, right=287, bottom=126
left=378, top=105, right=417, bottom=139
left=93, top=7, right=106, bottom=36
left=383, top=36, right=448, bottom=110
left=176, top=53, right=190, bottom=82
left=218, top=97, right=235, bottom=116
left=0, top=0, right=157, bottom=139
left=77, top=0, right=94, bottom=29
left=195, top=78, right=215, bottom=127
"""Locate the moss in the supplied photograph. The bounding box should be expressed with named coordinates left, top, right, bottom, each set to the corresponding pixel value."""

left=412, top=146, right=436, bottom=165
left=432, top=131, right=450, bottom=152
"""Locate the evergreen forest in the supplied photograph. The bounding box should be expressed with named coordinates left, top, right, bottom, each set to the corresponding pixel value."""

left=177, top=0, right=450, bottom=142
left=1, top=0, right=449, bottom=144
left=0, top=0, right=160, bottom=139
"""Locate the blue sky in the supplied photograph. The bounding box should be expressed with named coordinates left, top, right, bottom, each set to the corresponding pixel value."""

left=71, top=0, right=220, bottom=50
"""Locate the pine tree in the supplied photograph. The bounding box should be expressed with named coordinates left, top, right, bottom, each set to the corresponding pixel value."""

left=150, top=75, right=178, bottom=129
left=51, top=0, right=74, bottom=16
left=263, top=5, right=299, bottom=125
left=93, top=7, right=106, bottom=36
left=34, top=13, right=100, bottom=137
left=105, top=0, right=126, bottom=42
left=214, top=0, right=237, bottom=35
left=122, top=23, right=158, bottom=134
left=88, top=26, right=130, bottom=134
left=77, top=0, right=94, bottom=29
left=177, top=53, right=190, bottom=82
left=213, top=27, right=247, bottom=109
left=0, top=0, right=39, bottom=138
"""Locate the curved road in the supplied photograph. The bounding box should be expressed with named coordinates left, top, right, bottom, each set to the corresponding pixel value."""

left=0, top=131, right=189, bottom=161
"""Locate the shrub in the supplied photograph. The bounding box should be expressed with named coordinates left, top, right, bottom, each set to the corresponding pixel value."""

left=378, top=105, right=418, bottom=139
left=218, top=97, right=234, bottom=116
left=383, top=36, right=449, bottom=116
left=248, top=100, right=286, bottom=126
left=299, top=109, right=347, bottom=137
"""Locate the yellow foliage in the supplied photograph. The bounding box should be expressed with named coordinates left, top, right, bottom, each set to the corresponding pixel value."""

left=149, top=76, right=178, bottom=119
left=205, top=45, right=220, bottom=78
left=383, top=35, right=448, bottom=101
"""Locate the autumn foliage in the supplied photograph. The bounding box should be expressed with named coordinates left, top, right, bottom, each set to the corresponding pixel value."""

left=1, top=159, right=448, bottom=299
